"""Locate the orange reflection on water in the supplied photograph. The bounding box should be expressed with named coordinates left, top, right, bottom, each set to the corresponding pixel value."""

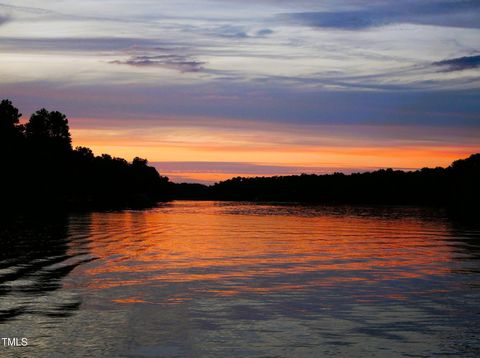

left=112, top=298, right=148, bottom=304
left=70, top=202, right=453, bottom=301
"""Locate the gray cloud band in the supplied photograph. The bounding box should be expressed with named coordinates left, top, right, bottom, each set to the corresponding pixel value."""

left=110, top=55, right=206, bottom=73
left=433, top=55, right=480, bottom=72
left=279, top=1, right=480, bottom=30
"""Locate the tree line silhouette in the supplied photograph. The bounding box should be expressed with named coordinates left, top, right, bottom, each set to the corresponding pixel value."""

left=1, top=99, right=171, bottom=210
left=175, top=156, right=480, bottom=215
left=207, top=156, right=479, bottom=205
left=2, top=98, right=479, bottom=214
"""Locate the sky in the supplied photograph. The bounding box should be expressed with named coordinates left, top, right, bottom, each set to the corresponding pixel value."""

left=1, top=0, right=479, bottom=183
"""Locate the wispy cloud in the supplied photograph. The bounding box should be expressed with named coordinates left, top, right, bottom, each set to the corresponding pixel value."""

left=2, top=0, right=479, bottom=91
left=111, top=55, right=206, bottom=73
left=279, top=1, right=480, bottom=30
left=212, top=25, right=274, bottom=39
left=0, top=37, right=163, bottom=52
left=152, top=161, right=402, bottom=183
left=0, top=14, right=10, bottom=26
left=215, top=25, right=248, bottom=39
left=153, top=161, right=399, bottom=175
left=433, top=55, right=480, bottom=72
left=255, top=28, right=274, bottom=37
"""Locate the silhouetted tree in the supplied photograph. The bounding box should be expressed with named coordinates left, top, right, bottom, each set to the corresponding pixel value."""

left=0, top=100, right=26, bottom=196
left=133, top=157, right=148, bottom=167
left=73, top=146, right=94, bottom=160
left=1, top=99, right=173, bottom=210
left=25, top=108, right=72, bottom=151
left=0, top=99, right=24, bottom=146
left=449, top=153, right=480, bottom=211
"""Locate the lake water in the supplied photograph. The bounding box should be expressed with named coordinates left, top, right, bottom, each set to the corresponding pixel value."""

left=1, top=201, right=479, bottom=357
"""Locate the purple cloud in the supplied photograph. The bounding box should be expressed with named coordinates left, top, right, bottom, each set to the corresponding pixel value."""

left=152, top=161, right=416, bottom=184
left=0, top=14, right=10, bottom=26
left=110, top=54, right=206, bottom=73
left=433, top=55, right=480, bottom=72
left=279, top=1, right=480, bottom=30
left=255, top=28, right=274, bottom=36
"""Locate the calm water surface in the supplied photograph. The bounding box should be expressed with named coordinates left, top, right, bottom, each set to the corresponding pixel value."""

left=1, top=201, right=479, bottom=357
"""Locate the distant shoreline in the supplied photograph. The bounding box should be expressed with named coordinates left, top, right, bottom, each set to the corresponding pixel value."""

left=2, top=99, right=478, bottom=216
left=172, top=154, right=479, bottom=212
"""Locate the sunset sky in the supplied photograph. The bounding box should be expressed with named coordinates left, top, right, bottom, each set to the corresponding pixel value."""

left=1, top=0, right=479, bottom=183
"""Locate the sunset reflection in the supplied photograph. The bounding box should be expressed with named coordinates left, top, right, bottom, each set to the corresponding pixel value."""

left=70, top=202, right=453, bottom=302
left=5, top=203, right=478, bottom=358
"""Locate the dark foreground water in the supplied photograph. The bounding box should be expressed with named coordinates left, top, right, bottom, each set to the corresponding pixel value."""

left=0, top=201, right=479, bottom=357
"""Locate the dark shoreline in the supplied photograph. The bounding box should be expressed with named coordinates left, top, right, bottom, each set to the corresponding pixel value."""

left=1, top=99, right=478, bottom=218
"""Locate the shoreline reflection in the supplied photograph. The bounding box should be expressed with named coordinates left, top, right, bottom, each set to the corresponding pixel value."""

left=1, top=202, right=479, bottom=357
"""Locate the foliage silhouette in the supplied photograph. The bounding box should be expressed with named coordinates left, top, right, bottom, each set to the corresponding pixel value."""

left=173, top=154, right=479, bottom=217
left=1, top=98, right=478, bottom=215
left=206, top=154, right=479, bottom=214
left=0, top=99, right=23, bottom=138
left=25, top=108, right=72, bottom=152
left=0, top=99, right=172, bottom=210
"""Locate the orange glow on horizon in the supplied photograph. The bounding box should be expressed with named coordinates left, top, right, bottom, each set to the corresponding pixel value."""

left=70, top=119, right=480, bottom=183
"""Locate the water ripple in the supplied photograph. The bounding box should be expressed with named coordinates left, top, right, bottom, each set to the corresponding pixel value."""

left=0, top=203, right=479, bottom=357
